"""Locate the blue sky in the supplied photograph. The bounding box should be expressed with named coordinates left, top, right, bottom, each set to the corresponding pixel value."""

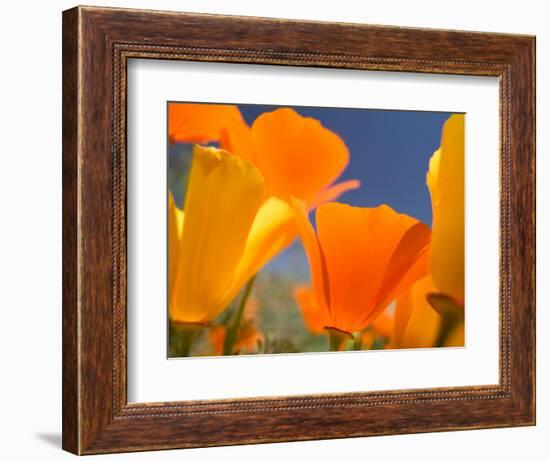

left=239, top=104, right=453, bottom=226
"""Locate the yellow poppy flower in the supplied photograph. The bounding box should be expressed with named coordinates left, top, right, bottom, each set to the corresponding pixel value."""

left=423, top=114, right=466, bottom=345
left=385, top=114, right=466, bottom=350
left=292, top=201, right=431, bottom=345
left=168, top=192, right=184, bottom=301
left=427, top=114, right=465, bottom=305
left=389, top=274, right=465, bottom=349
left=390, top=275, right=442, bottom=349
left=169, top=146, right=266, bottom=324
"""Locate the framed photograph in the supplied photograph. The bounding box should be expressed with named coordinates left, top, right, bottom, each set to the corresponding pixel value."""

left=62, top=5, right=535, bottom=455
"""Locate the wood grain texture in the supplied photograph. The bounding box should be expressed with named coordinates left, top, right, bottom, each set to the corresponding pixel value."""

left=62, top=7, right=79, bottom=454
left=62, top=5, right=536, bottom=455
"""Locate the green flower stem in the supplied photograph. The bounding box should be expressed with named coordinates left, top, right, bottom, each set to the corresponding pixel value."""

left=326, top=327, right=353, bottom=352
left=427, top=292, right=464, bottom=347
left=174, top=324, right=201, bottom=357
left=353, top=332, right=363, bottom=351
left=436, top=315, right=461, bottom=348
left=223, top=275, right=256, bottom=355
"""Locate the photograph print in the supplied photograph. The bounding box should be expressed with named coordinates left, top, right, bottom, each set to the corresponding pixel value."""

left=167, top=102, right=465, bottom=358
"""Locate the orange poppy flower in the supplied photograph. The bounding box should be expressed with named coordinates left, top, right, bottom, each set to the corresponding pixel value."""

left=294, top=286, right=329, bottom=335
left=168, top=103, right=250, bottom=152
left=292, top=201, right=431, bottom=344
left=168, top=103, right=360, bottom=207
left=245, top=108, right=356, bottom=204
left=296, top=285, right=393, bottom=350
left=371, top=308, right=394, bottom=339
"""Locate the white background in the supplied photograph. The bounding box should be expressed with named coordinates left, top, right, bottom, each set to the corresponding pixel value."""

left=128, top=61, right=499, bottom=402
left=0, top=1, right=546, bottom=460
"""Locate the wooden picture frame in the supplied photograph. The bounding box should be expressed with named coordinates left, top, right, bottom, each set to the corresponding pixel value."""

left=62, top=5, right=536, bottom=455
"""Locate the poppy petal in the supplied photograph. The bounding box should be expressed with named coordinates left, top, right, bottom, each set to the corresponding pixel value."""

left=315, top=203, right=427, bottom=332
left=294, top=286, right=330, bottom=334
left=428, top=114, right=465, bottom=304
left=371, top=307, right=394, bottom=339
left=219, top=117, right=255, bottom=162
left=290, top=198, right=331, bottom=314
left=168, top=103, right=248, bottom=146
left=168, top=192, right=184, bottom=301
left=391, top=276, right=442, bottom=349
left=225, top=197, right=297, bottom=305
left=251, top=108, right=350, bottom=203
left=170, top=146, right=266, bottom=324
left=362, top=222, right=431, bottom=326
left=309, top=179, right=361, bottom=209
